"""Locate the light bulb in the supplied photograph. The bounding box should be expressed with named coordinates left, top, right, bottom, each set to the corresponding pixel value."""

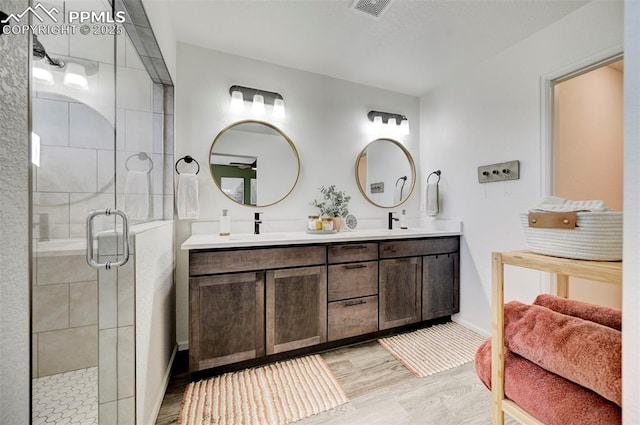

left=273, top=98, right=286, bottom=118
left=230, top=89, right=244, bottom=111
left=400, top=117, right=410, bottom=135
left=388, top=117, right=398, bottom=127
left=373, top=115, right=383, bottom=130
left=63, top=62, right=88, bottom=90
left=33, top=61, right=54, bottom=85
left=252, top=93, right=265, bottom=115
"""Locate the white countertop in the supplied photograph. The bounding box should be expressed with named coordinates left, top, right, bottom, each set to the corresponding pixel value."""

left=181, top=226, right=461, bottom=250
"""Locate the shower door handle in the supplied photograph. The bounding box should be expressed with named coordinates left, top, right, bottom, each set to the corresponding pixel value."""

left=86, top=208, right=130, bottom=270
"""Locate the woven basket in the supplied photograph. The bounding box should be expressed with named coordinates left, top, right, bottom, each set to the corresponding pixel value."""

left=520, top=212, right=622, bottom=261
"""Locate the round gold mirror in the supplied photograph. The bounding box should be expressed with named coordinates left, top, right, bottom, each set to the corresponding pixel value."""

left=355, top=138, right=416, bottom=208
left=210, top=120, right=300, bottom=207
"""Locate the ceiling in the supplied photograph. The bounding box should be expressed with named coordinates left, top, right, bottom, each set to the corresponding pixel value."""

left=168, top=0, right=589, bottom=96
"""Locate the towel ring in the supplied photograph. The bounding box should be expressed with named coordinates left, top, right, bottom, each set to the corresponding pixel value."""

left=175, top=155, right=200, bottom=175
left=395, top=176, right=408, bottom=187
left=125, top=152, right=154, bottom=174
left=427, top=170, right=441, bottom=184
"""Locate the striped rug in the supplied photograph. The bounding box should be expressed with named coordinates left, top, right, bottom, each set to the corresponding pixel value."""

left=378, top=322, right=486, bottom=378
left=179, top=354, right=348, bottom=425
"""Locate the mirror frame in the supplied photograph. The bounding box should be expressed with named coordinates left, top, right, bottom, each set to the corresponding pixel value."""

left=355, top=138, right=416, bottom=208
left=209, top=119, right=301, bottom=208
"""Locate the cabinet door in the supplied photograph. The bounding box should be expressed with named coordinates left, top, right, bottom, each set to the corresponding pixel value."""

left=189, top=272, right=264, bottom=372
left=422, top=253, right=459, bottom=320
left=379, top=257, right=421, bottom=330
left=266, top=266, right=327, bottom=355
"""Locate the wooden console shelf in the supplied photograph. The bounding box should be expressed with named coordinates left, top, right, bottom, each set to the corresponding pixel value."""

left=491, top=250, right=622, bottom=425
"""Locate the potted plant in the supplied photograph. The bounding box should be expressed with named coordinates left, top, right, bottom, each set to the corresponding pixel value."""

left=311, top=185, right=351, bottom=231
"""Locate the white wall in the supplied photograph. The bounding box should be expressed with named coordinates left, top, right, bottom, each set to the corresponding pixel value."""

left=623, top=1, right=640, bottom=421
left=175, top=44, right=420, bottom=346
left=419, top=1, right=623, bottom=333
left=134, top=222, right=175, bottom=425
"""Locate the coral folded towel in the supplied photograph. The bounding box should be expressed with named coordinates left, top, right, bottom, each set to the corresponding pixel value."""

left=177, top=172, right=199, bottom=219
left=475, top=339, right=621, bottom=425
left=534, top=294, right=622, bottom=331
left=504, top=301, right=622, bottom=406
left=124, top=170, right=149, bottom=220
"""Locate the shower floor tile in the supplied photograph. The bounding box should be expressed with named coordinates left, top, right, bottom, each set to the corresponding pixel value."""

left=32, top=367, right=98, bottom=425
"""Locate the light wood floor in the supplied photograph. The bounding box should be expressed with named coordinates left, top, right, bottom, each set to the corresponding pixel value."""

left=155, top=341, right=516, bottom=425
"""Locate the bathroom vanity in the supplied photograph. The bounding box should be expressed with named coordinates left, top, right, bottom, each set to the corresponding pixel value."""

left=182, top=229, right=460, bottom=373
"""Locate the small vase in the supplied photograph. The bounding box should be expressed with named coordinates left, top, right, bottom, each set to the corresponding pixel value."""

left=332, top=216, right=342, bottom=232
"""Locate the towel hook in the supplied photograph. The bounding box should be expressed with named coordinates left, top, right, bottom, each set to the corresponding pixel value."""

left=125, top=152, right=154, bottom=174
left=175, top=155, right=200, bottom=175
left=427, top=170, right=441, bottom=184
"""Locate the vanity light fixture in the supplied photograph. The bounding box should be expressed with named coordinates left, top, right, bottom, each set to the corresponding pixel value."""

left=368, top=110, right=410, bottom=135
left=229, top=85, right=286, bottom=118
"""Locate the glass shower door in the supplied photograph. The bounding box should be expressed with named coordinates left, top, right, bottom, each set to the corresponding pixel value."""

left=30, top=1, right=123, bottom=423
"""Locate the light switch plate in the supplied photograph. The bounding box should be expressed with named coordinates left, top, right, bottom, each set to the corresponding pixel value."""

left=370, top=182, right=384, bottom=193
left=478, top=160, right=520, bottom=183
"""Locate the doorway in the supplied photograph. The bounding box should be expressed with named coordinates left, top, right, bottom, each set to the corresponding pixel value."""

left=551, top=56, right=623, bottom=308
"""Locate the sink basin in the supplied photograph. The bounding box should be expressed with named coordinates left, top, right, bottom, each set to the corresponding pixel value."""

left=228, top=233, right=287, bottom=241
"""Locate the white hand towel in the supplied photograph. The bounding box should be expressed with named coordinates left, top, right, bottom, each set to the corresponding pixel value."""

left=425, top=183, right=439, bottom=217
left=124, top=170, right=149, bottom=220
left=177, top=172, right=199, bottom=220
left=531, top=196, right=611, bottom=213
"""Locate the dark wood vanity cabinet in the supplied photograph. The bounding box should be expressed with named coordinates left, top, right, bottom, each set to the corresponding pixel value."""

left=189, top=272, right=264, bottom=371
left=379, top=238, right=459, bottom=330
left=327, top=243, right=379, bottom=341
left=422, top=253, right=460, bottom=320
left=266, top=266, right=327, bottom=354
left=379, top=257, right=421, bottom=330
left=188, top=236, right=460, bottom=372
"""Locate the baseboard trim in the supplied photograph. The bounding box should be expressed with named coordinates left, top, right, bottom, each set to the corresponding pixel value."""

left=452, top=317, right=490, bottom=338
left=178, top=340, right=189, bottom=351
left=149, top=344, right=178, bottom=425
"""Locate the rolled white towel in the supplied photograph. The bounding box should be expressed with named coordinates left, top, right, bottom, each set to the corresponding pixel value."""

left=531, top=196, right=611, bottom=213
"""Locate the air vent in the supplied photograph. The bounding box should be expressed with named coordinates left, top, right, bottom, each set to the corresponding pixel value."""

left=351, top=0, right=392, bottom=19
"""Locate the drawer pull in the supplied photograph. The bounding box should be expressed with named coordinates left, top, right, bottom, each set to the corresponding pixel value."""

left=344, top=300, right=366, bottom=307
left=343, top=264, right=367, bottom=270
left=341, top=245, right=368, bottom=250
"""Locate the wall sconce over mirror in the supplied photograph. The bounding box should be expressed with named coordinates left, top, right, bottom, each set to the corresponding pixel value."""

left=229, top=85, right=286, bottom=118
left=368, top=110, right=410, bottom=135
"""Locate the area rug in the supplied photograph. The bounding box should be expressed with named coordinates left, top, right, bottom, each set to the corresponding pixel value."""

left=378, top=322, right=486, bottom=378
left=178, top=354, right=348, bottom=425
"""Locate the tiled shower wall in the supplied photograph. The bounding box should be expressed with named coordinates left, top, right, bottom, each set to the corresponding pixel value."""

left=31, top=12, right=174, bottom=378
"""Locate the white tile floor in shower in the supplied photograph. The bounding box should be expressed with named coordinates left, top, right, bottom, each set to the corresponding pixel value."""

left=32, top=367, right=98, bottom=425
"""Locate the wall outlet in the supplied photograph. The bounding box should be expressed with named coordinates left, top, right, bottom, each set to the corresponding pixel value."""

left=370, top=182, right=384, bottom=193
left=478, top=160, right=520, bottom=183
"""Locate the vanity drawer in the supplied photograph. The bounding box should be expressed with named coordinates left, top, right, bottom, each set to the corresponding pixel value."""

left=328, top=296, right=378, bottom=341
left=189, top=246, right=326, bottom=276
left=379, top=237, right=459, bottom=259
left=328, top=261, right=378, bottom=301
left=328, top=242, right=378, bottom=264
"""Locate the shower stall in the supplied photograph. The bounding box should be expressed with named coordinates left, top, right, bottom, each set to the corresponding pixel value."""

left=29, top=1, right=174, bottom=424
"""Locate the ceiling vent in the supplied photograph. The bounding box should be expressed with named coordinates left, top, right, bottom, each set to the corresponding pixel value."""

left=351, top=0, right=393, bottom=19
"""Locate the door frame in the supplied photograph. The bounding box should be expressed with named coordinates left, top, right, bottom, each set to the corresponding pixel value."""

left=538, top=44, right=623, bottom=293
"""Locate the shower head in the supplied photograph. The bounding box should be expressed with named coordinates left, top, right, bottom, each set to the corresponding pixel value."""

left=33, top=35, right=64, bottom=68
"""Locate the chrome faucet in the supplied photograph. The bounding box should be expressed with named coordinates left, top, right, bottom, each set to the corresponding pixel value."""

left=33, top=213, right=50, bottom=241
left=388, top=212, right=399, bottom=230
left=254, top=212, right=263, bottom=235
